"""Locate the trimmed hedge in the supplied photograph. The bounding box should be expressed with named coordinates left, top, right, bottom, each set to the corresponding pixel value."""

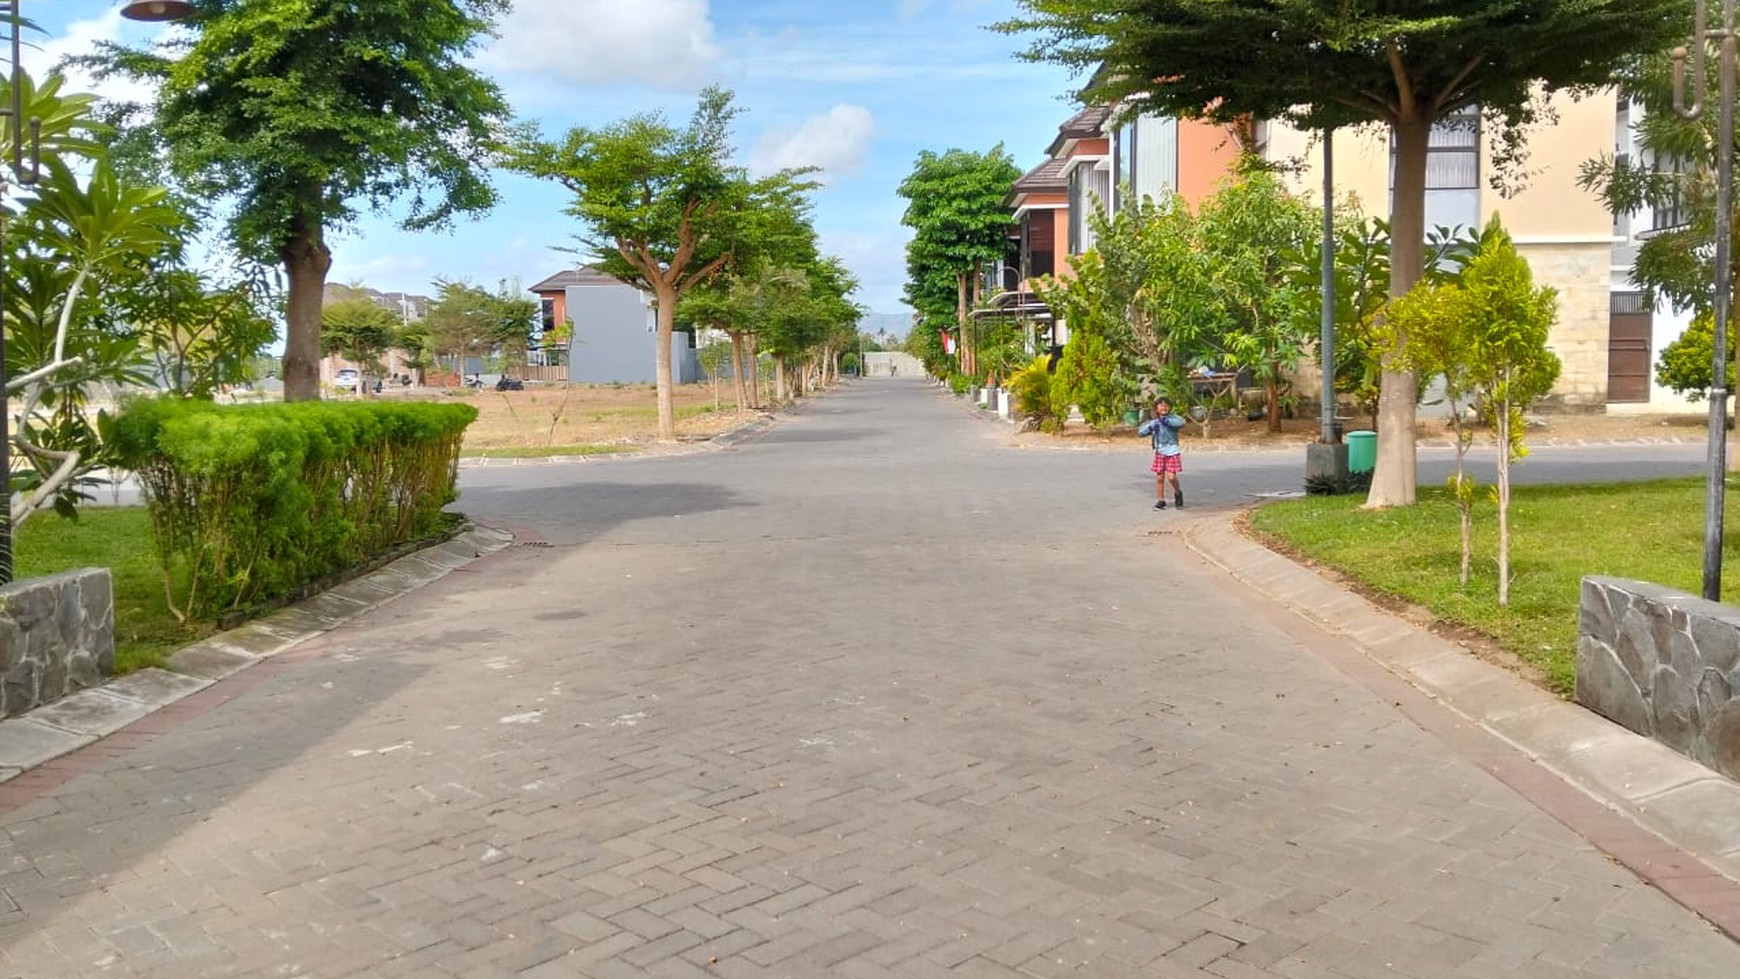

left=109, top=398, right=477, bottom=621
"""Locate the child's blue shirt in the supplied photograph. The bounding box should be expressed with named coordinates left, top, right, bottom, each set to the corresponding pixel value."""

left=1138, top=414, right=1186, bottom=455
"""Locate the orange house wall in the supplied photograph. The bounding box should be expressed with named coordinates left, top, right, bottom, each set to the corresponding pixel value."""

left=536, top=290, right=568, bottom=329
left=1175, top=119, right=1244, bottom=206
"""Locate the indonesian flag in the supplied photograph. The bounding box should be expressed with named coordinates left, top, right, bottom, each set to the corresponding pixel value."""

left=941, top=329, right=957, bottom=355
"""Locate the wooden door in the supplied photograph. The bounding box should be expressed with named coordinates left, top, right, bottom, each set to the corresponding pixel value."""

left=1608, top=292, right=1652, bottom=404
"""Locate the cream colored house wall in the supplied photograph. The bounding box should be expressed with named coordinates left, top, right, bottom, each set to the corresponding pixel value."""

left=1270, top=91, right=1618, bottom=406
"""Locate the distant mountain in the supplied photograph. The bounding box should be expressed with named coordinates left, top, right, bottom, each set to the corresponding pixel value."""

left=858, top=311, right=912, bottom=344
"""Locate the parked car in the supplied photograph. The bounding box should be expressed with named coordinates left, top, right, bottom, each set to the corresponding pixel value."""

left=333, top=368, right=361, bottom=392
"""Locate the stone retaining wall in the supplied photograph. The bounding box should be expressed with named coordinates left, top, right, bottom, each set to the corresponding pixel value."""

left=1577, top=575, right=1740, bottom=781
left=0, top=569, right=115, bottom=718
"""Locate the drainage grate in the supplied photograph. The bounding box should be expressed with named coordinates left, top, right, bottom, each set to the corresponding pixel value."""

left=514, top=541, right=556, bottom=548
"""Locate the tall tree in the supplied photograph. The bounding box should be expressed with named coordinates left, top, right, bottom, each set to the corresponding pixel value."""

left=508, top=88, right=814, bottom=441
left=999, top=0, right=1683, bottom=505
left=93, top=0, right=513, bottom=402
left=1197, top=163, right=1319, bottom=432
left=320, top=299, right=399, bottom=396
left=422, top=279, right=532, bottom=376
left=675, top=179, right=822, bottom=412
left=897, top=146, right=1021, bottom=377
left=1081, top=191, right=1222, bottom=398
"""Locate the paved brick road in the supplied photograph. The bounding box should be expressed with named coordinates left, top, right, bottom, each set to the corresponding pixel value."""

left=3, top=380, right=1738, bottom=978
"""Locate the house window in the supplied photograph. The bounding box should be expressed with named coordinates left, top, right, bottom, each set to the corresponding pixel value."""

left=1113, top=114, right=1177, bottom=209
left=1069, top=164, right=1111, bottom=255
left=540, top=298, right=556, bottom=333
left=1648, top=154, right=1692, bottom=232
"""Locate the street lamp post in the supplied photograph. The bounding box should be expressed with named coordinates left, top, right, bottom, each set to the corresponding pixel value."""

left=0, top=1, right=191, bottom=585
left=1672, top=0, right=1736, bottom=601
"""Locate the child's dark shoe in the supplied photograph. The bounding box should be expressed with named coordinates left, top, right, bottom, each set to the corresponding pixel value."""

left=1153, top=500, right=1167, bottom=510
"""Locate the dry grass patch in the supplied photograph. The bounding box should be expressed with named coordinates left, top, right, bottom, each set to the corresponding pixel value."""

left=412, top=383, right=758, bottom=452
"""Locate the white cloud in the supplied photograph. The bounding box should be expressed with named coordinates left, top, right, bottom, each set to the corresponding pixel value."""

left=749, top=105, right=875, bottom=179
left=483, top=0, right=719, bottom=91
left=27, top=11, right=179, bottom=108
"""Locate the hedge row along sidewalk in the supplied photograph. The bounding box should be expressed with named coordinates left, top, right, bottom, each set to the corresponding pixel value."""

left=109, top=398, right=476, bottom=623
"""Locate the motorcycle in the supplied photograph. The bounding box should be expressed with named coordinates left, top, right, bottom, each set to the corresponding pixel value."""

left=495, top=376, right=525, bottom=391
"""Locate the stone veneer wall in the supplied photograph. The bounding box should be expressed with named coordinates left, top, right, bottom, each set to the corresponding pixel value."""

left=0, top=569, right=115, bottom=718
left=1516, top=241, right=1610, bottom=408
left=1576, top=575, right=1740, bottom=781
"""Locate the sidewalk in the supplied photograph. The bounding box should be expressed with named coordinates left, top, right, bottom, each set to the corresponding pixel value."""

left=1178, top=511, right=1740, bottom=939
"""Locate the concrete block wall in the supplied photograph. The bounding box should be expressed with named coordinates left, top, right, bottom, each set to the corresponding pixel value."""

left=1577, top=575, right=1740, bottom=782
left=0, top=569, right=116, bottom=718
left=1519, top=241, right=1610, bottom=407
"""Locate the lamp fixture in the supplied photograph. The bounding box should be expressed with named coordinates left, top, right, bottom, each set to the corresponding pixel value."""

left=120, top=1, right=195, bottom=22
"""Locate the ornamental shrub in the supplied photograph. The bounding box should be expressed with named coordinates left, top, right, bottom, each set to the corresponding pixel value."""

left=108, top=398, right=476, bottom=621
left=1007, top=356, right=1063, bottom=431
left=1051, top=331, right=1130, bottom=430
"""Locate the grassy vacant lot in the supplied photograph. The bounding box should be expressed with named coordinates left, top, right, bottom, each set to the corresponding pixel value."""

left=431, top=382, right=757, bottom=456
left=17, top=507, right=208, bottom=675
left=1248, top=478, right=1740, bottom=696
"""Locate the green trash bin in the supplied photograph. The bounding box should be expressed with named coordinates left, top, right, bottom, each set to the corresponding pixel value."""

left=1346, top=430, right=1376, bottom=473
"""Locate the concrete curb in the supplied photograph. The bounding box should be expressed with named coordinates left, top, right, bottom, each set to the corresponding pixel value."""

left=1179, top=511, right=1740, bottom=889
left=0, top=524, right=514, bottom=782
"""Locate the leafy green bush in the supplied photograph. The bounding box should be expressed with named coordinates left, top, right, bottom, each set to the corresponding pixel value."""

left=947, top=372, right=973, bottom=395
left=108, top=398, right=476, bottom=621
left=1051, top=331, right=1131, bottom=430
left=1007, top=356, right=1063, bottom=431
left=1656, top=310, right=1733, bottom=401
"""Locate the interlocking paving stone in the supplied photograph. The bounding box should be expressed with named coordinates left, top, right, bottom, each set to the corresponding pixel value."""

left=1, top=383, right=1739, bottom=977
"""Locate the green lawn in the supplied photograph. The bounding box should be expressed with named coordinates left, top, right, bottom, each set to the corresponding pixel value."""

left=15, top=507, right=211, bottom=675
left=1248, top=477, right=1740, bottom=696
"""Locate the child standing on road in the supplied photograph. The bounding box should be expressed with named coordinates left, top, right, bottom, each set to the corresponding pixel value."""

left=1137, top=398, right=1187, bottom=510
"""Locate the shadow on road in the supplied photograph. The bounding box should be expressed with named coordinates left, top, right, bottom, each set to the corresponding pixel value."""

left=454, top=480, right=756, bottom=547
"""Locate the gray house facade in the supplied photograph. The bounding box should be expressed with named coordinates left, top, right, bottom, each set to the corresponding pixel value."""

left=530, top=269, right=701, bottom=385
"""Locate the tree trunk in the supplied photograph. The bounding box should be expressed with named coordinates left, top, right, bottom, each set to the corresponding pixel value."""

left=956, top=272, right=971, bottom=376
left=773, top=355, right=787, bottom=402
left=652, top=279, right=677, bottom=441
left=729, top=331, right=748, bottom=411
left=279, top=212, right=333, bottom=403
left=1265, top=367, right=1282, bottom=433
left=748, top=334, right=762, bottom=407
left=1451, top=409, right=1472, bottom=589
left=1496, top=397, right=1513, bottom=607
left=1365, top=114, right=1430, bottom=508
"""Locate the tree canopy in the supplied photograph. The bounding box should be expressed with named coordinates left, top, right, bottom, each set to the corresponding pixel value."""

left=1579, top=48, right=1739, bottom=405
left=91, top=0, right=514, bottom=402
left=508, top=87, right=819, bottom=440
left=997, top=0, right=1684, bottom=505
left=897, top=146, right=1021, bottom=377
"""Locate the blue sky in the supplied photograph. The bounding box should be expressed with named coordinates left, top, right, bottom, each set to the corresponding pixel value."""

left=36, top=1, right=1080, bottom=318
